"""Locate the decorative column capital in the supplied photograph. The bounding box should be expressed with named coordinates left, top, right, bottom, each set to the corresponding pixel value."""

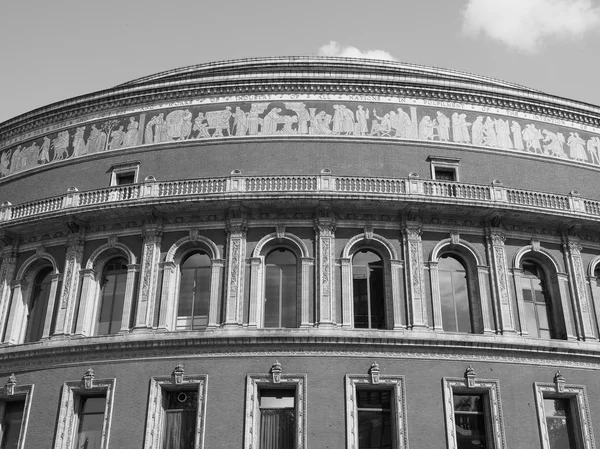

left=226, top=219, right=247, bottom=237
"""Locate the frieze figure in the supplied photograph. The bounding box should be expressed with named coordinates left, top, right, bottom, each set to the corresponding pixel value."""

left=232, top=106, right=248, bottom=136
left=52, top=131, right=70, bottom=161
left=87, top=125, right=107, bottom=154
left=495, top=118, right=513, bottom=149
left=109, top=126, right=125, bottom=150
left=483, top=117, right=498, bottom=147
left=542, top=130, right=566, bottom=157
left=522, top=124, right=543, bottom=153
left=284, top=102, right=310, bottom=135
left=193, top=112, right=211, bottom=138
left=452, top=112, right=471, bottom=143
left=72, top=126, right=87, bottom=157
left=354, top=105, right=369, bottom=136
left=586, top=137, right=600, bottom=164
left=419, top=116, right=435, bottom=140
left=122, top=117, right=140, bottom=148
left=511, top=121, right=524, bottom=150
left=38, top=136, right=51, bottom=163
left=371, top=109, right=392, bottom=136
left=205, top=107, right=232, bottom=137
left=472, top=116, right=484, bottom=145
left=310, top=109, right=332, bottom=135
left=567, top=132, right=587, bottom=161
left=0, top=150, right=10, bottom=177
left=436, top=111, right=450, bottom=141
left=261, top=107, right=282, bottom=135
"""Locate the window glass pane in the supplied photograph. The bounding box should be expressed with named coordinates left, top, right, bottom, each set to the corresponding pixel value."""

left=76, top=396, right=106, bottom=449
left=97, top=258, right=127, bottom=335
left=521, top=261, right=554, bottom=339
left=524, top=302, right=539, bottom=338
left=544, top=398, right=577, bottom=449
left=163, top=391, right=198, bottom=449
left=260, top=390, right=295, bottom=409
left=439, top=270, right=457, bottom=332
left=260, top=409, right=295, bottom=449
left=178, top=253, right=211, bottom=330
left=357, top=390, right=392, bottom=449
left=453, top=272, right=471, bottom=333
left=265, top=249, right=297, bottom=328
left=439, top=255, right=470, bottom=333
left=453, top=394, right=487, bottom=449
left=178, top=270, right=195, bottom=317
left=25, top=267, right=53, bottom=343
left=1, top=400, right=24, bottom=449
left=353, top=251, right=385, bottom=329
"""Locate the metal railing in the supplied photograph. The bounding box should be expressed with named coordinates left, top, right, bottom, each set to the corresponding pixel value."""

left=0, top=174, right=594, bottom=223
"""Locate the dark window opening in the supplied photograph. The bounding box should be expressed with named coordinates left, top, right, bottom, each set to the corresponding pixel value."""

left=265, top=249, right=298, bottom=328
left=453, top=394, right=488, bottom=449
left=259, top=389, right=295, bottom=449
left=163, top=390, right=198, bottom=449
left=353, top=250, right=385, bottom=329
left=357, top=389, right=392, bottom=449
left=434, top=167, right=456, bottom=181
left=115, top=172, right=135, bottom=185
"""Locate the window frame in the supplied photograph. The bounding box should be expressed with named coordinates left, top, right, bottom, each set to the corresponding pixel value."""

left=244, top=370, right=307, bottom=449
left=427, top=155, right=460, bottom=182
left=263, top=247, right=299, bottom=329
left=442, top=374, right=507, bottom=449
left=108, top=161, right=140, bottom=186
left=176, top=251, right=212, bottom=331
left=533, top=380, right=595, bottom=449
left=345, top=372, right=408, bottom=449
left=0, top=379, right=34, bottom=449
left=142, top=369, right=208, bottom=449
left=95, top=257, right=129, bottom=336
left=351, top=249, right=386, bottom=330
left=53, top=375, right=116, bottom=449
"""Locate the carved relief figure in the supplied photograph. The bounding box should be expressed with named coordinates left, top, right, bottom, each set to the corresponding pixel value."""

left=248, top=103, right=269, bottom=135
left=371, top=110, right=392, bottom=136
left=511, top=121, right=524, bottom=150
left=340, top=105, right=355, bottom=134
left=283, top=103, right=310, bottom=135
left=87, top=125, right=107, bottom=154
left=52, top=131, right=70, bottom=161
left=472, top=116, right=484, bottom=145
left=280, top=114, right=298, bottom=134
left=495, top=118, right=513, bottom=149
left=452, top=113, right=471, bottom=143
left=419, top=116, right=435, bottom=140
left=38, top=137, right=51, bottom=163
left=395, top=107, right=412, bottom=138
left=122, top=117, right=139, bottom=148
left=332, top=105, right=343, bottom=134
left=0, top=150, right=10, bottom=177
left=146, top=113, right=167, bottom=143
left=354, top=105, right=369, bottom=135
left=586, top=137, right=600, bottom=164
left=72, top=126, right=87, bottom=157
left=181, top=110, right=193, bottom=140
left=436, top=111, right=450, bottom=141
left=232, top=106, right=248, bottom=136
left=109, top=126, right=125, bottom=150
left=567, top=132, right=587, bottom=161
left=10, top=146, right=22, bottom=173
left=193, top=112, right=211, bottom=138
left=205, top=107, right=232, bottom=137
left=542, top=130, right=566, bottom=157
left=262, top=107, right=283, bottom=135
left=310, top=109, right=332, bottom=135
left=522, top=124, right=543, bottom=153
left=483, top=117, right=498, bottom=147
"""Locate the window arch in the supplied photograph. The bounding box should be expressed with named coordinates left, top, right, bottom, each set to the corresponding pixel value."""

left=352, top=250, right=385, bottom=329
left=24, top=266, right=54, bottom=342
left=95, top=257, right=128, bottom=335
left=520, top=260, right=554, bottom=339
left=177, top=252, right=211, bottom=330
left=264, top=248, right=298, bottom=328
left=438, top=254, right=472, bottom=333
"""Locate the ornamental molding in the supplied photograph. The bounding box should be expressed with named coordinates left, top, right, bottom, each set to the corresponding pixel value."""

left=164, top=234, right=221, bottom=262
left=429, top=237, right=484, bottom=265
left=253, top=231, right=310, bottom=259
left=4, top=92, right=600, bottom=181
left=512, top=244, right=562, bottom=272
left=15, top=251, right=60, bottom=281
left=85, top=241, right=137, bottom=271
left=341, top=232, right=399, bottom=260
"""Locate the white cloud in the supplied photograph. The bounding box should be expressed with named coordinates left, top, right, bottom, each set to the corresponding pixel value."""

left=462, top=0, right=600, bottom=52
left=317, top=41, right=397, bottom=61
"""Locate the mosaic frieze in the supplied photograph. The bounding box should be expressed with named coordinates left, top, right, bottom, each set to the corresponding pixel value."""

left=3, top=95, right=600, bottom=179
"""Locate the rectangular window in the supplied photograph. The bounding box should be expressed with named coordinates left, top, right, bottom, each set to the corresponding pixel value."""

left=143, top=371, right=207, bottom=449
left=428, top=155, right=460, bottom=182
left=443, top=375, right=507, bottom=449
left=108, top=161, right=140, bottom=187
left=434, top=167, right=457, bottom=181
left=54, top=376, right=115, bottom=449
left=259, top=389, right=295, bottom=449
left=346, top=373, right=408, bottom=449
left=115, top=172, right=135, bottom=185
left=0, top=381, right=34, bottom=449
left=534, top=380, right=594, bottom=449
left=244, top=372, right=306, bottom=449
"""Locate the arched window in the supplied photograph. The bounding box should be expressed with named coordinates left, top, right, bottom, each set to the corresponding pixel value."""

left=352, top=250, right=385, bottom=329
left=521, top=260, right=553, bottom=339
left=438, top=255, right=471, bottom=333
left=177, top=252, right=211, bottom=330
left=95, top=257, right=128, bottom=335
left=264, top=249, right=297, bottom=328
left=24, top=267, right=53, bottom=342
left=595, top=265, right=600, bottom=288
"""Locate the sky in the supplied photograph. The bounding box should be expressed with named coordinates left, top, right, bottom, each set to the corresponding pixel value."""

left=1, top=0, right=600, bottom=124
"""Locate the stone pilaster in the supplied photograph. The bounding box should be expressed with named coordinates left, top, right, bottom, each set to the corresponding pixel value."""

left=41, top=273, right=61, bottom=338
left=157, top=261, right=176, bottom=330
left=300, top=257, right=313, bottom=327
left=4, top=281, right=26, bottom=344
left=207, top=259, right=225, bottom=328
left=74, top=269, right=97, bottom=336
left=223, top=220, right=247, bottom=327
left=390, top=259, right=405, bottom=329
left=486, top=229, right=515, bottom=333
left=476, top=265, right=495, bottom=334
left=556, top=272, right=578, bottom=340
left=563, top=238, right=596, bottom=340
left=402, top=222, right=427, bottom=328
left=428, top=261, right=443, bottom=330
left=247, top=257, right=262, bottom=328
left=53, top=233, right=85, bottom=336
left=120, top=263, right=140, bottom=332
left=0, top=245, right=18, bottom=340
left=315, top=219, right=336, bottom=327
left=134, top=226, right=162, bottom=330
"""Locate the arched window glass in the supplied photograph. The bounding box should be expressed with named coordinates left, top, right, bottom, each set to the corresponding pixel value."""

left=521, top=261, right=553, bottom=338
left=178, top=252, right=211, bottom=330
left=595, top=265, right=600, bottom=288
left=265, top=249, right=297, bottom=328
left=439, top=255, right=471, bottom=333
left=96, top=257, right=128, bottom=335
left=352, top=250, right=385, bottom=329
left=24, top=267, right=53, bottom=343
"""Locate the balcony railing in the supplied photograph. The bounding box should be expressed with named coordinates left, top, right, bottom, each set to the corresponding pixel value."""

left=0, top=174, right=596, bottom=223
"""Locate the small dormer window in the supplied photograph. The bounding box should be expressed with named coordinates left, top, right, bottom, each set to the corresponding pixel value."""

left=108, top=161, right=140, bottom=186
left=428, top=155, right=460, bottom=182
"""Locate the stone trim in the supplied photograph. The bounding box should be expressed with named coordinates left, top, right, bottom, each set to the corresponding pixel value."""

left=533, top=378, right=595, bottom=449
left=345, top=370, right=408, bottom=449
left=53, top=374, right=116, bottom=449
left=243, top=369, right=307, bottom=449
left=442, top=372, right=507, bottom=449
left=0, top=379, right=34, bottom=449
left=142, top=370, right=208, bottom=449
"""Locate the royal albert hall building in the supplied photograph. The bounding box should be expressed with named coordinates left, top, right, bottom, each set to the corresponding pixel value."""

left=1, top=57, right=600, bottom=449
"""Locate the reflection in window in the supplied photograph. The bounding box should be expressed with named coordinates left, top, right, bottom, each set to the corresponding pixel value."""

left=439, top=255, right=471, bottom=333
left=178, top=253, right=211, bottom=330
left=595, top=266, right=600, bottom=288
left=76, top=395, right=106, bottom=449
left=259, top=389, right=295, bottom=449
left=357, top=389, right=392, bottom=449
left=453, top=394, right=488, bottom=449
left=163, top=390, right=198, bottom=449
left=1, top=400, right=25, bottom=449
left=24, top=267, right=53, bottom=343
left=521, top=261, right=553, bottom=338
left=265, top=249, right=297, bottom=328
left=96, top=258, right=128, bottom=335
left=544, top=398, right=577, bottom=449
left=353, top=250, right=385, bottom=329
